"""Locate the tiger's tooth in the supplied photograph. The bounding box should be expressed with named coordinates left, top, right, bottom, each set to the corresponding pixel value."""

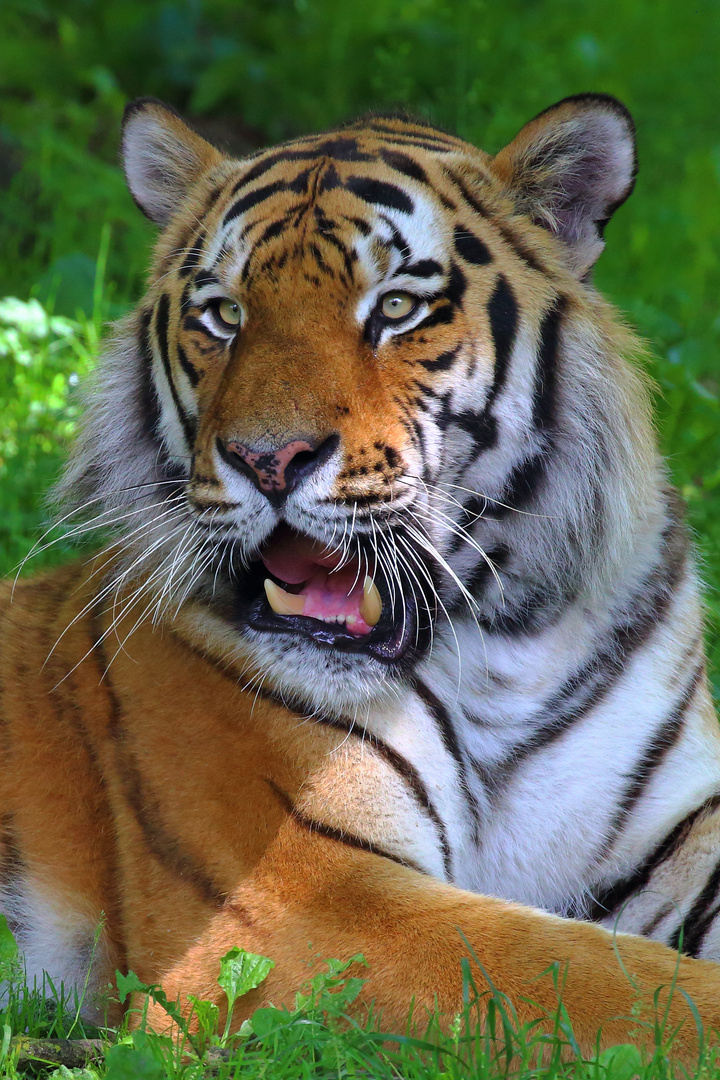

left=264, top=579, right=306, bottom=616
left=359, top=575, right=382, bottom=627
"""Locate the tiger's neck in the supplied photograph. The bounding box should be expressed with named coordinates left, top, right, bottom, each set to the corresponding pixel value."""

left=396, top=480, right=720, bottom=909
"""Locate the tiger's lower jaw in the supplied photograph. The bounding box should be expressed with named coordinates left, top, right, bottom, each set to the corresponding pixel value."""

left=220, top=547, right=426, bottom=694
left=240, top=580, right=418, bottom=663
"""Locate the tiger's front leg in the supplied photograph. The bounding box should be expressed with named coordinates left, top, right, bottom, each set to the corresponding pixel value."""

left=148, top=816, right=720, bottom=1060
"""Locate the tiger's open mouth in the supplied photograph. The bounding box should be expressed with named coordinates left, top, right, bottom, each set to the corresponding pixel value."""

left=234, top=524, right=419, bottom=661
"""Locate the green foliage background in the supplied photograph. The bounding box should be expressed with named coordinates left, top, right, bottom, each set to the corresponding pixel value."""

left=0, top=0, right=718, bottom=690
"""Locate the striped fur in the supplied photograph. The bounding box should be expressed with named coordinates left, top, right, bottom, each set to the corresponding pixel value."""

left=3, top=94, right=720, bottom=1050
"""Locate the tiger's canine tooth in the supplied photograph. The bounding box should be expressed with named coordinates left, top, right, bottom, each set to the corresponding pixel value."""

left=264, top=579, right=306, bottom=616
left=359, top=575, right=382, bottom=627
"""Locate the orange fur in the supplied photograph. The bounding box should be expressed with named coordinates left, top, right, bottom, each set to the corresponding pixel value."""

left=2, top=563, right=720, bottom=1055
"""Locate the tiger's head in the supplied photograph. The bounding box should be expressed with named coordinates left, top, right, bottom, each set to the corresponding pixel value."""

left=60, top=94, right=657, bottom=713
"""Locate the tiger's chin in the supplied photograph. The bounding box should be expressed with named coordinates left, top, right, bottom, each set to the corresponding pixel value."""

left=235, top=629, right=410, bottom=716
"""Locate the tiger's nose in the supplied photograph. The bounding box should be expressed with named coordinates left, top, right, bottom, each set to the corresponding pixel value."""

left=218, top=433, right=340, bottom=506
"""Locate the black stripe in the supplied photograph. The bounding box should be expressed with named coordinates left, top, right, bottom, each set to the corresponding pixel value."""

left=317, top=230, right=357, bottom=280
left=257, top=219, right=287, bottom=246
left=475, top=293, right=564, bottom=514
left=463, top=544, right=511, bottom=597
left=416, top=352, right=462, bottom=378
left=445, top=261, right=467, bottom=308
left=286, top=167, right=313, bottom=195
left=227, top=146, right=362, bottom=199
left=417, top=303, right=455, bottom=331
left=583, top=790, right=720, bottom=922
left=448, top=274, right=517, bottom=454
left=382, top=136, right=461, bottom=153
left=365, top=124, right=457, bottom=150
left=414, top=679, right=481, bottom=839
left=483, top=299, right=568, bottom=529
left=487, top=274, right=519, bottom=389
left=40, top=625, right=129, bottom=970
left=345, top=176, right=414, bottom=214
left=313, top=136, right=375, bottom=162
left=456, top=290, right=558, bottom=474
left=90, top=605, right=226, bottom=907
left=313, top=715, right=452, bottom=879
left=318, top=163, right=342, bottom=194
left=230, top=153, right=289, bottom=194
left=193, top=270, right=219, bottom=290
left=379, top=149, right=430, bottom=185
left=308, top=241, right=333, bottom=276
left=266, top=781, right=425, bottom=875
left=137, top=310, right=162, bottom=444
left=445, top=169, right=490, bottom=218
left=342, top=214, right=372, bottom=236
left=490, top=451, right=546, bottom=519
left=223, top=180, right=288, bottom=226
left=531, top=297, right=565, bottom=433
left=495, top=501, right=689, bottom=780
left=403, top=258, right=443, bottom=278
left=598, top=663, right=705, bottom=857
left=177, top=343, right=200, bottom=387
left=182, top=314, right=221, bottom=340
left=379, top=215, right=411, bottom=261
left=155, top=294, right=196, bottom=448
left=671, top=855, right=720, bottom=957
left=419, top=346, right=461, bottom=372
left=495, top=222, right=546, bottom=274
left=177, top=230, right=206, bottom=278
left=453, top=225, right=492, bottom=266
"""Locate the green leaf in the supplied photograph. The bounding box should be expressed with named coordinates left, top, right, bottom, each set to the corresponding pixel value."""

left=116, top=970, right=189, bottom=1042
left=115, top=969, right=149, bottom=1005
left=0, top=914, right=18, bottom=966
left=250, top=1007, right=287, bottom=1039
left=187, top=994, right=220, bottom=1048
left=104, top=1044, right=164, bottom=1080
left=218, top=947, right=274, bottom=1009
left=598, top=1042, right=643, bottom=1080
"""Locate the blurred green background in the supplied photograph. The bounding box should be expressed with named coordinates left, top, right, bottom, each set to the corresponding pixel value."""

left=0, top=0, right=718, bottom=691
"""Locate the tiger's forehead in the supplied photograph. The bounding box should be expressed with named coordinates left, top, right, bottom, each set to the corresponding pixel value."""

left=182, top=120, right=499, bottom=296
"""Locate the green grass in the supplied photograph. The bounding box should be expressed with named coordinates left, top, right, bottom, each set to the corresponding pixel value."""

left=1, top=916, right=718, bottom=1080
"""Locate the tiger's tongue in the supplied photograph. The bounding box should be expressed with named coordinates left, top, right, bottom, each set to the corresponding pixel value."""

left=260, top=528, right=375, bottom=635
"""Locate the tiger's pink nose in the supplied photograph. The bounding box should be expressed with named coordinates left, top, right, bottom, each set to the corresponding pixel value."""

left=219, top=433, right=340, bottom=507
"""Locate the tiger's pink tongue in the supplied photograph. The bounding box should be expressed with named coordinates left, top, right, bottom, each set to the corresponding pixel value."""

left=260, top=528, right=375, bottom=635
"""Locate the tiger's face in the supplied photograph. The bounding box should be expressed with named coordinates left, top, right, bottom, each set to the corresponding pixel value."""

left=65, top=96, right=638, bottom=712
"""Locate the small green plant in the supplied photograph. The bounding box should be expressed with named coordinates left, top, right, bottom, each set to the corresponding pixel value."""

left=115, top=946, right=275, bottom=1062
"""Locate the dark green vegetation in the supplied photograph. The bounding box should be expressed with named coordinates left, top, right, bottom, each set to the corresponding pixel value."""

left=0, top=1, right=719, bottom=1075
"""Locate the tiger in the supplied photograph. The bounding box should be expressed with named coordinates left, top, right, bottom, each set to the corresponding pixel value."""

left=2, top=91, right=720, bottom=1057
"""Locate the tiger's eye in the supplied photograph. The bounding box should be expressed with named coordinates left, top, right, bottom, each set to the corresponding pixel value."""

left=380, top=292, right=417, bottom=321
left=217, top=299, right=241, bottom=327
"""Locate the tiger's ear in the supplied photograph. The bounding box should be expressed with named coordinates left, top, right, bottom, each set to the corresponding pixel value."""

left=121, top=98, right=225, bottom=225
left=491, top=94, right=637, bottom=277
